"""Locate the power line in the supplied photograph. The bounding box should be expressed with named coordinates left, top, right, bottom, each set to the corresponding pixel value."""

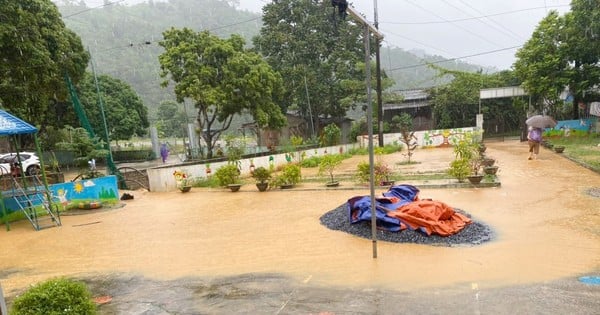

left=62, top=0, right=126, bottom=19
left=401, top=0, right=504, bottom=49
left=455, top=0, right=525, bottom=42
left=381, top=5, right=569, bottom=25
left=88, top=15, right=261, bottom=55
left=387, top=45, right=522, bottom=72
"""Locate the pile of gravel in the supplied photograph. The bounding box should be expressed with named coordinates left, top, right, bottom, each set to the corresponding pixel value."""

left=320, top=204, right=494, bottom=247
left=586, top=187, right=600, bottom=198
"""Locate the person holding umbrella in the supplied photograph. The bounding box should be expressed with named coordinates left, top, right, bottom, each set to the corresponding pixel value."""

left=527, top=126, right=543, bottom=160
left=525, top=115, right=557, bottom=160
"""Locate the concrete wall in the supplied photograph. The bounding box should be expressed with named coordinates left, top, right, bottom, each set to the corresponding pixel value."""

left=147, top=143, right=358, bottom=192
left=357, top=127, right=478, bottom=148
left=147, top=126, right=480, bottom=192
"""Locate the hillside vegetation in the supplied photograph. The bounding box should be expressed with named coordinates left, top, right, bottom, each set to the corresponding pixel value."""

left=57, top=0, right=487, bottom=120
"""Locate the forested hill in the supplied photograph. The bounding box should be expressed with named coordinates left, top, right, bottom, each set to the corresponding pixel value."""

left=56, top=0, right=488, bottom=118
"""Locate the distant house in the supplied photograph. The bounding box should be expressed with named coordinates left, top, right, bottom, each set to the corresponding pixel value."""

left=383, top=89, right=433, bottom=131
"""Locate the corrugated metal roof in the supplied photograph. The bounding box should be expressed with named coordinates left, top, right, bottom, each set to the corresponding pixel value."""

left=0, top=110, right=37, bottom=135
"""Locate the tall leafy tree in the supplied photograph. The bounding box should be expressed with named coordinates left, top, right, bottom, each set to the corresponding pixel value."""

left=513, top=12, right=569, bottom=118
left=514, top=1, right=600, bottom=119
left=155, top=100, right=188, bottom=138
left=562, top=0, right=600, bottom=118
left=0, top=0, right=89, bottom=128
left=253, top=0, right=367, bottom=135
left=158, top=28, right=286, bottom=158
left=428, top=68, right=522, bottom=130
left=77, top=73, right=149, bottom=143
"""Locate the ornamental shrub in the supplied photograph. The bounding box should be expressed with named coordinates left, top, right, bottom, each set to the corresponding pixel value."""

left=10, top=277, right=96, bottom=315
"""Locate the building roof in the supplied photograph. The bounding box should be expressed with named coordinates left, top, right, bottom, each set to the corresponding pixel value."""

left=0, top=110, right=37, bottom=136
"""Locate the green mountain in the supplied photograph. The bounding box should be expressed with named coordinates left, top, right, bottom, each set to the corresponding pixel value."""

left=56, top=0, right=488, bottom=121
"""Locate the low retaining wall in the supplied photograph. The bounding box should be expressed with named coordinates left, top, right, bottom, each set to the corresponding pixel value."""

left=357, top=127, right=478, bottom=148
left=147, top=126, right=481, bottom=192
left=147, top=143, right=358, bottom=192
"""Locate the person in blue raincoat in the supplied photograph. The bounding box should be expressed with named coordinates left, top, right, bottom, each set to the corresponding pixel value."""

left=160, top=143, right=170, bottom=163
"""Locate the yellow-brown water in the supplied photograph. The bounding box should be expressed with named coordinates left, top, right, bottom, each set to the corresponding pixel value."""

left=1, top=140, right=599, bottom=295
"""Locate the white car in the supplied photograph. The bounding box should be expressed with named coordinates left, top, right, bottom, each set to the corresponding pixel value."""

left=0, top=152, right=41, bottom=176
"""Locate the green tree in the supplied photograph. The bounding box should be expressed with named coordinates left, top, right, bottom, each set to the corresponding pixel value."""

left=0, top=0, right=89, bottom=129
left=55, top=126, right=109, bottom=168
left=155, top=100, right=188, bottom=138
left=158, top=28, right=286, bottom=158
left=428, top=68, right=522, bottom=130
left=513, top=11, right=569, bottom=118
left=253, top=0, right=367, bottom=134
left=514, top=2, right=600, bottom=119
left=77, top=73, right=149, bottom=143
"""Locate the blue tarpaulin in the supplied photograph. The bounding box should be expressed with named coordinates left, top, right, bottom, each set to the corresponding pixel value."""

left=0, top=110, right=37, bottom=136
left=348, top=185, right=421, bottom=232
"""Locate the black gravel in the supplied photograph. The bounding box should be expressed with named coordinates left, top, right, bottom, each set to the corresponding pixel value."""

left=320, top=204, right=494, bottom=247
left=586, top=187, right=600, bottom=198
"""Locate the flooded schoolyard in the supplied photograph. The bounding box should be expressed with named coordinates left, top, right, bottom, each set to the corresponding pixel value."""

left=1, top=140, right=599, bottom=313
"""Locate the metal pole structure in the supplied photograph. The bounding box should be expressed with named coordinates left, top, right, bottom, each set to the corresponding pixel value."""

left=345, top=2, right=383, bottom=259
left=374, top=0, right=384, bottom=147
left=364, top=25, right=378, bottom=259
left=0, top=281, right=7, bottom=315
left=89, top=51, right=118, bottom=178
left=304, top=76, right=316, bottom=139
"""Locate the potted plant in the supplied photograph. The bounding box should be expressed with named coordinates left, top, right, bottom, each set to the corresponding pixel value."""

left=449, top=133, right=483, bottom=184
left=214, top=164, right=242, bottom=192
left=252, top=166, right=271, bottom=192
left=273, top=163, right=301, bottom=189
left=173, top=170, right=192, bottom=192
left=448, top=158, right=470, bottom=183
left=466, top=156, right=484, bottom=184
left=318, top=154, right=343, bottom=187
left=375, top=162, right=394, bottom=186
left=356, top=161, right=394, bottom=186
left=483, top=165, right=499, bottom=175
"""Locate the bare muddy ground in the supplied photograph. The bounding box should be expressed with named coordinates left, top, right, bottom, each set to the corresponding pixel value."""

left=1, top=140, right=599, bottom=314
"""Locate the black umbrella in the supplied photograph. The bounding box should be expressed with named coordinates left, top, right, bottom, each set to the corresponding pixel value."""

left=526, top=115, right=557, bottom=129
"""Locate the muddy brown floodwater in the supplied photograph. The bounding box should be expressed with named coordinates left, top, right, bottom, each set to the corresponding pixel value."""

left=1, top=140, right=599, bottom=313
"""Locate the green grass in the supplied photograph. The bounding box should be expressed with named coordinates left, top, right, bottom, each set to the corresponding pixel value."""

left=545, top=135, right=600, bottom=173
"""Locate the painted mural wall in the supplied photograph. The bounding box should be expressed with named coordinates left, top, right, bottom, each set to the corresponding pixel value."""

left=2, top=175, right=120, bottom=213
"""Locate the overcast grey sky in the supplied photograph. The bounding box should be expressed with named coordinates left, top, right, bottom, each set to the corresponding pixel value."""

left=78, top=0, right=573, bottom=70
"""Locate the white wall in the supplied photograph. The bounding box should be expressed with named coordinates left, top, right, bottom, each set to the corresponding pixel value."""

left=147, top=143, right=358, bottom=192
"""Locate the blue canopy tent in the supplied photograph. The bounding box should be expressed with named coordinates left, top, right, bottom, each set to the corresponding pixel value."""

left=0, top=110, right=60, bottom=231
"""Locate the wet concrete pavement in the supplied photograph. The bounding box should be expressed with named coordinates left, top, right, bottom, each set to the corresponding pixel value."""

left=1, top=139, right=599, bottom=314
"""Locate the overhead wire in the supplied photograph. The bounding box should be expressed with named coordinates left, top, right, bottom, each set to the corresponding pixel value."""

left=386, top=45, right=522, bottom=72
left=455, top=0, right=525, bottom=41
left=380, top=4, right=569, bottom=25
left=62, top=0, right=126, bottom=19
left=401, top=0, right=504, bottom=48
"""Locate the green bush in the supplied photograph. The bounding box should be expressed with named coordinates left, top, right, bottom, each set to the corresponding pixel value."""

left=355, top=161, right=371, bottom=183
left=318, top=154, right=343, bottom=182
left=448, top=158, right=471, bottom=182
left=273, top=163, right=301, bottom=186
left=251, top=166, right=271, bottom=183
left=214, top=164, right=241, bottom=187
left=10, top=277, right=96, bottom=315
left=111, top=149, right=154, bottom=161
left=300, top=156, right=321, bottom=168
left=321, top=123, right=341, bottom=146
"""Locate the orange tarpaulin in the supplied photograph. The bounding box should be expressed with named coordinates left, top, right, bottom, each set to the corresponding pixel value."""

left=383, top=200, right=472, bottom=236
